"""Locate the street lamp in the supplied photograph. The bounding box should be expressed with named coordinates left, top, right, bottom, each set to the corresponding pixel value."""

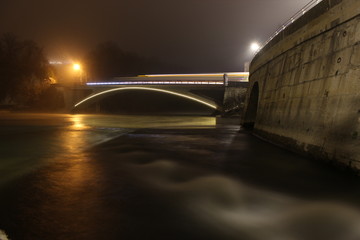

left=73, top=63, right=81, bottom=71
left=250, top=42, right=261, bottom=53
left=72, top=63, right=83, bottom=84
left=244, top=42, right=261, bottom=71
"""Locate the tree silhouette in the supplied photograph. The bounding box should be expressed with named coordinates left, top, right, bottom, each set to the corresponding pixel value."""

left=84, top=41, right=183, bottom=81
left=0, top=33, right=52, bottom=107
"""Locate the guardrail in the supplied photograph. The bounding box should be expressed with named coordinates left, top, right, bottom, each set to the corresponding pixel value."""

left=261, top=0, right=322, bottom=50
left=86, top=72, right=249, bottom=86
left=86, top=81, right=224, bottom=86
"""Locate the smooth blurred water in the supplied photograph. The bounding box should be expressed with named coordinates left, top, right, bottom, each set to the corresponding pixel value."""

left=0, top=113, right=215, bottom=187
left=1, top=112, right=360, bottom=240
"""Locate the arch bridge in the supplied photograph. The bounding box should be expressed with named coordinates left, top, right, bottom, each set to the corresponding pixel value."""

left=66, top=73, right=249, bottom=112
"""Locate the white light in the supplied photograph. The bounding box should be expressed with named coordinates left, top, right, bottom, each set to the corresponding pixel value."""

left=85, top=81, right=224, bottom=86
left=73, top=63, right=81, bottom=71
left=250, top=42, right=261, bottom=52
left=49, top=61, right=64, bottom=65
left=141, top=72, right=246, bottom=78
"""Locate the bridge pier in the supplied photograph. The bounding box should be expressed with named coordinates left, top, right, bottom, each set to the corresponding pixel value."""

left=222, top=82, right=248, bottom=117
left=54, top=85, right=93, bottom=112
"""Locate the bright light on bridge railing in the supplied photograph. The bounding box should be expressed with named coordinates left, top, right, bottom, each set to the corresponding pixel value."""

left=85, top=72, right=249, bottom=86
left=86, top=81, right=225, bottom=86
left=140, top=73, right=247, bottom=78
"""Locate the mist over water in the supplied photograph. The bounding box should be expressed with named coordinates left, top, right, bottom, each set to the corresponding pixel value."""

left=1, top=113, right=360, bottom=240
left=127, top=159, right=360, bottom=240
left=94, top=133, right=360, bottom=240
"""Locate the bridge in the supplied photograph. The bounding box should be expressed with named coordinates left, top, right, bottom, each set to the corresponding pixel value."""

left=242, top=0, right=360, bottom=171
left=64, top=73, right=249, bottom=113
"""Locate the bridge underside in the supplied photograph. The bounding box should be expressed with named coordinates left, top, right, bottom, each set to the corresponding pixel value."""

left=70, top=85, right=225, bottom=113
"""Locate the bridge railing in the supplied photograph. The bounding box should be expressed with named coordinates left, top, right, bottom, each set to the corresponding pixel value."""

left=86, top=81, right=225, bottom=86
left=260, top=0, right=322, bottom=51
left=85, top=72, right=249, bottom=86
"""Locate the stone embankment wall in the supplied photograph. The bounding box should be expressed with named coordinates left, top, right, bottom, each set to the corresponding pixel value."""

left=242, top=0, right=360, bottom=170
left=223, top=82, right=248, bottom=116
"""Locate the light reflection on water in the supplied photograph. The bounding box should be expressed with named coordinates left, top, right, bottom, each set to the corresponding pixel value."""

left=68, top=114, right=216, bottom=129
left=70, top=115, right=90, bottom=131
left=0, top=113, right=215, bottom=187
left=1, top=113, right=360, bottom=239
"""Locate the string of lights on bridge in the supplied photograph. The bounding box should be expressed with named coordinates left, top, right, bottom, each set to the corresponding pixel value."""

left=86, top=81, right=224, bottom=86
left=85, top=73, right=249, bottom=86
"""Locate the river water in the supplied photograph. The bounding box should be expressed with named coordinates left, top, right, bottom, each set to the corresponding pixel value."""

left=1, top=112, right=360, bottom=240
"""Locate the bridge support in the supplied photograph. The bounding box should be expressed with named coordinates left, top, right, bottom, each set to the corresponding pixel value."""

left=71, top=86, right=223, bottom=113
left=59, top=81, right=252, bottom=118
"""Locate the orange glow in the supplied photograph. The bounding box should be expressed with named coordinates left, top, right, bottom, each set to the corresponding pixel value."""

left=73, top=63, right=81, bottom=71
left=71, top=115, right=89, bottom=130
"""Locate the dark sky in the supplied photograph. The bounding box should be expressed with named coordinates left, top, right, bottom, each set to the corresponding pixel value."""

left=0, top=0, right=311, bottom=72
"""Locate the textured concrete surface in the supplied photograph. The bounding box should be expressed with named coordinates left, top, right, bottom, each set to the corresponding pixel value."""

left=223, top=82, right=248, bottom=116
left=243, top=0, right=360, bottom=171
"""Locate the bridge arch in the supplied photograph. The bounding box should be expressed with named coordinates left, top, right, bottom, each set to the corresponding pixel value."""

left=73, top=86, right=218, bottom=110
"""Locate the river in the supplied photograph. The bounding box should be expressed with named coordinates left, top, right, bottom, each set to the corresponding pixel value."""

left=1, top=112, right=360, bottom=240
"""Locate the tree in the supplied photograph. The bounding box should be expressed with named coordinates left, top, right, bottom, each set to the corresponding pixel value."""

left=0, top=33, right=52, bottom=107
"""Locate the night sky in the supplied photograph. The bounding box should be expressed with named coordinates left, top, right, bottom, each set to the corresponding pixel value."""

left=1, top=0, right=311, bottom=72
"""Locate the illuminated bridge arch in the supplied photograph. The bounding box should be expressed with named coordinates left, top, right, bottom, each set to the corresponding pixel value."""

left=73, top=86, right=218, bottom=110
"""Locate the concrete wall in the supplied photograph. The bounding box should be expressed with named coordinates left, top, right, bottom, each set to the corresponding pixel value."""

left=223, top=82, right=248, bottom=116
left=242, top=0, right=360, bottom=171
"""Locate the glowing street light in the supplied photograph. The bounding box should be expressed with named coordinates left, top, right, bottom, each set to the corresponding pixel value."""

left=250, top=42, right=261, bottom=53
left=72, top=63, right=83, bottom=84
left=73, top=63, right=81, bottom=71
